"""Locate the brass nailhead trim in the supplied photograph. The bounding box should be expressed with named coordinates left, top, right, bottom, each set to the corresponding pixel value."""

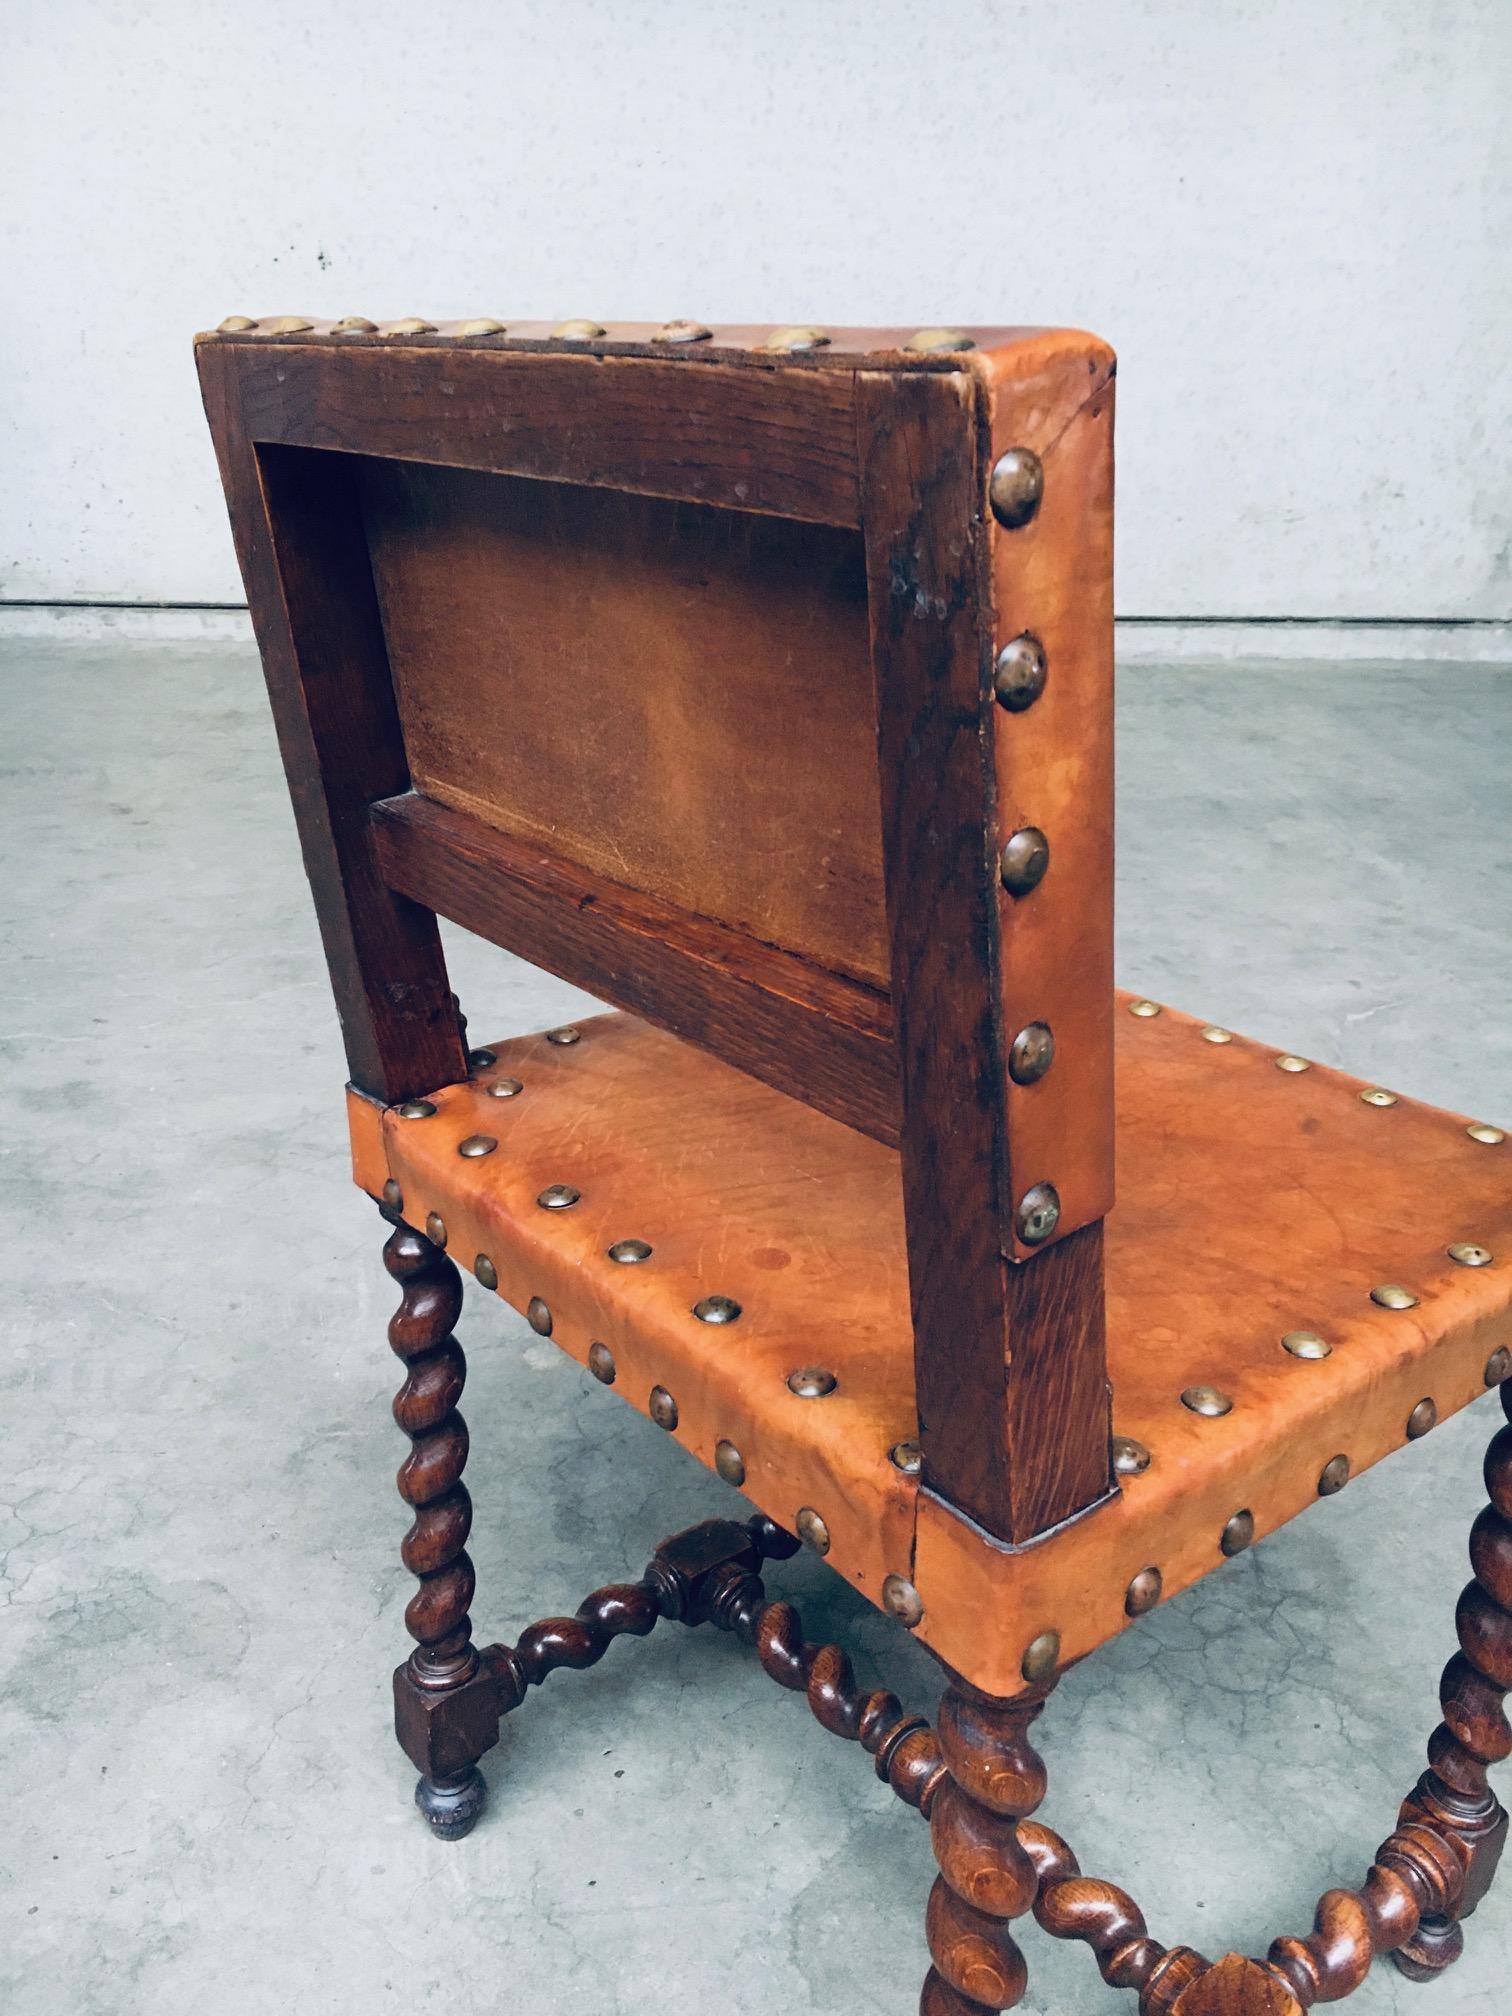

left=786, top=1367, right=837, bottom=1398
left=457, top=1134, right=497, bottom=1158
left=1318, top=1453, right=1351, bottom=1496
left=1125, top=1567, right=1163, bottom=1617
left=263, top=315, right=313, bottom=334
left=653, top=319, right=712, bottom=343
left=1112, top=1435, right=1151, bottom=1476
left=395, top=1099, right=437, bottom=1119
left=1486, top=1348, right=1512, bottom=1387
left=693, top=1295, right=742, bottom=1324
left=988, top=447, right=1044, bottom=529
left=796, top=1506, right=830, bottom=1555
left=425, top=1212, right=447, bottom=1248
left=1016, top=1182, right=1061, bottom=1245
left=714, top=1439, right=745, bottom=1486
left=384, top=317, right=436, bottom=335
left=1406, top=1397, right=1437, bottom=1439
left=1008, top=1021, right=1055, bottom=1086
left=1020, top=1629, right=1060, bottom=1683
left=468, top=1047, right=497, bottom=1068
left=1182, top=1384, right=1234, bottom=1418
left=587, top=1341, right=616, bottom=1385
left=905, top=327, right=974, bottom=353
left=993, top=633, right=1048, bottom=714
left=1220, top=1509, right=1255, bottom=1557
left=1371, top=1283, right=1419, bottom=1310
left=546, top=1026, right=581, bottom=1046
left=473, top=1254, right=498, bottom=1291
left=1282, top=1330, right=1332, bottom=1360
left=1128, top=999, right=1161, bottom=1019
left=889, top=1440, right=923, bottom=1476
left=1468, top=1123, right=1507, bottom=1145
left=649, top=1384, right=679, bottom=1431
left=1448, top=1243, right=1493, bottom=1267
left=1275, top=1054, right=1312, bottom=1074
left=761, top=324, right=830, bottom=352
left=527, top=1296, right=552, bottom=1335
left=537, top=1183, right=581, bottom=1210
left=608, top=1238, right=653, bottom=1264
left=552, top=319, right=606, bottom=340
left=381, top=1178, right=403, bottom=1211
left=882, top=1574, right=925, bottom=1628
left=486, top=1078, right=523, bottom=1099
left=999, top=826, right=1050, bottom=897
left=1360, top=1087, right=1398, bottom=1107
left=1202, top=1026, right=1234, bottom=1044
left=454, top=317, right=506, bottom=335
left=334, top=316, right=377, bottom=334
left=218, top=315, right=257, bottom=332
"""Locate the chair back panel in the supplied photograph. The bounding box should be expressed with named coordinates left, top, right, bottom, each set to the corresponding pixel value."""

left=360, top=459, right=888, bottom=988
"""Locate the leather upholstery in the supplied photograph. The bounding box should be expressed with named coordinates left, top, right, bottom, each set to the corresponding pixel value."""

left=351, top=998, right=1512, bottom=1695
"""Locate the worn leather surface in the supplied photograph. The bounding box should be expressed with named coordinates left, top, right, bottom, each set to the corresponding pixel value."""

left=352, top=1001, right=1512, bottom=1695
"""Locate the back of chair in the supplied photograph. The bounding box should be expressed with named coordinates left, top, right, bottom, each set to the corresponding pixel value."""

left=198, top=316, right=1116, bottom=1547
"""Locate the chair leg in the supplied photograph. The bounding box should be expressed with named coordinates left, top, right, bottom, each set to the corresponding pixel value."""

left=1390, top=1381, right=1512, bottom=1980
left=920, top=1674, right=1054, bottom=2016
left=383, top=1213, right=499, bottom=1839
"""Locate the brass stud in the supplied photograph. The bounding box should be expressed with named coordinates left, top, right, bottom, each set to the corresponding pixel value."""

left=1318, top=1453, right=1351, bottom=1496
left=425, top=1212, right=447, bottom=1248
left=796, top=1506, right=831, bottom=1555
left=714, top=1439, right=745, bottom=1486
left=653, top=319, right=712, bottom=343
left=474, top=1254, right=498, bottom=1291
left=1125, top=1567, right=1163, bottom=1617
left=453, top=317, right=506, bottom=335
left=761, top=325, right=830, bottom=352
left=1360, top=1087, right=1398, bottom=1107
left=381, top=1178, right=403, bottom=1211
left=649, top=1384, right=679, bottom=1431
left=1371, top=1283, right=1419, bottom=1311
left=546, top=1026, right=581, bottom=1046
left=786, top=1367, right=837, bottom=1398
left=608, top=1238, right=652, bottom=1264
left=1449, top=1243, right=1493, bottom=1268
left=527, top=1296, right=552, bottom=1335
left=457, top=1134, right=497, bottom=1158
left=993, top=633, right=1048, bottom=713
left=537, top=1183, right=581, bottom=1210
left=1282, top=1329, right=1332, bottom=1360
left=1406, top=1397, right=1437, bottom=1439
left=1275, top=1054, right=1312, bottom=1074
left=999, top=826, right=1050, bottom=897
left=1182, top=1384, right=1234, bottom=1418
left=587, top=1341, right=616, bottom=1385
left=693, top=1294, right=741, bottom=1325
left=552, top=318, right=606, bottom=340
left=486, top=1077, right=524, bottom=1099
left=1128, top=998, right=1162, bottom=1019
left=468, top=1047, right=497, bottom=1069
left=1468, top=1123, right=1507, bottom=1145
left=395, top=1099, right=437, bottom=1119
left=889, top=1440, right=923, bottom=1475
left=882, top=1574, right=925, bottom=1628
left=383, top=317, right=436, bottom=335
left=1008, top=1021, right=1055, bottom=1087
left=1021, top=1629, right=1060, bottom=1683
left=1016, top=1182, right=1061, bottom=1246
left=905, top=327, right=974, bottom=353
left=988, top=447, right=1044, bottom=529
left=1220, top=1509, right=1255, bottom=1557
left=1113, top=1435, right=1152, bottom=1476
left=1486, top=1348, right=1512, bottom=1386
left=1202, top=1026, right=1234, bottom=1045
left=218, top=315, right=257, bottom=332
left=263, top=315, right=313, bottom=334
left=334, top=315, right=377, bottom=333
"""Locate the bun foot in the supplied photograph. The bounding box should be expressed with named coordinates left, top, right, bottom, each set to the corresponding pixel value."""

left=1390, top=1913, right=1464, bottom=1982
left=415, top=1765, right=486, bottom=1840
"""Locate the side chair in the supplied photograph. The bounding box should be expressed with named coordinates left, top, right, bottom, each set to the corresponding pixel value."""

left=197, top=312, right=1512, bottom=2016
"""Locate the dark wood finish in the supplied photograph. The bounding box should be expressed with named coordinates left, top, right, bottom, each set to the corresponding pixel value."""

left=383, top=1214, right=493, bottom=1837
left=194, top=372, right=467, bottom=1101
left=369, top=792, right=900, bottom=1143
left=1020, top=1822, right=1210, bottom=2011
left=857, top=367, right=1109, bottom=1542
left=361, top=461, right=886, bottom=987
left=920, top=1677, right=1055, bottom=2015
left=203, top=338, right=863, bottom=527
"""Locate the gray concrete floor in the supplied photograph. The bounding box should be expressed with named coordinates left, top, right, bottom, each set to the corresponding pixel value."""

left=2, top=636, right=1510, bottom=2015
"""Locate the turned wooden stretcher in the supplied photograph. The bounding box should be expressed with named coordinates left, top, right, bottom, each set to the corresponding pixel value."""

left=197, top=312, right=1512, bottom=2015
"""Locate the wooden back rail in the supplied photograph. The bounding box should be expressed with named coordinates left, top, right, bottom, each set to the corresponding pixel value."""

left=197, top=322, right=1117, bottom=1546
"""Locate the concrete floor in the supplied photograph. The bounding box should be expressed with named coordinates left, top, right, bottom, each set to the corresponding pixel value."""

left=2, top=635, right=1510, bottom=2015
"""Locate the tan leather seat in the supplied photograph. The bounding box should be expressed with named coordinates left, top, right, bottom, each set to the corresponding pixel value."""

left=351, top=993, right=1512, bottom=1696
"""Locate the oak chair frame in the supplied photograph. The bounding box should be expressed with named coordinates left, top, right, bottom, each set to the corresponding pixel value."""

left=197, top=316, right=1510, bottom=2016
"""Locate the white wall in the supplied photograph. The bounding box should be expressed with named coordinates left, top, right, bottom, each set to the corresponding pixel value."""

left=6, top=0, right=1510, bottom=620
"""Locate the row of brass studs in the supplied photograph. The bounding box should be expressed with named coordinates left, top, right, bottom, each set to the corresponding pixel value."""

left=1181, top=1312, right=1506, bottom=1416
left=1126, top=1000, right=1508, bottom=1141
left=988, top=446, right=1063, bottom=1249
left=216, top=315, right=975, bottom=354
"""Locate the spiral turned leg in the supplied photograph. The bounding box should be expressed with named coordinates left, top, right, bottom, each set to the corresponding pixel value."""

left=919, top=1677, right=1054, bottom=2016
left=384, top=1214, right=496, bottom=1838
left=1390, top=1380, right=1512, bottom=1981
